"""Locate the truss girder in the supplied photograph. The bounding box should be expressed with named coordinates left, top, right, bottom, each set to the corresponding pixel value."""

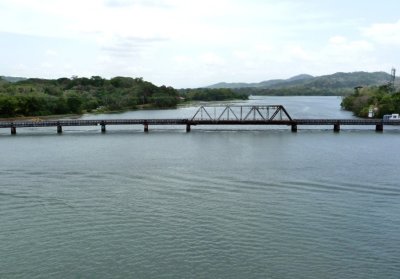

left=191, top=105, right=292, bottom=121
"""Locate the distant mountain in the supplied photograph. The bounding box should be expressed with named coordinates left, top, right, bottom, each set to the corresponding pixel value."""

left=207, top=72, right=391, bottom=90
left=295, top=71, right=391, bottom=90
left=0, top=76, right=27, bottom=83
left=207, top=74, right=314, bottom=89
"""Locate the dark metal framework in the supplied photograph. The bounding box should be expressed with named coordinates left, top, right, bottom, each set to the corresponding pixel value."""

left=389, top=68, right=396, bottom=93
left=191, top=105, right=293, bottom=121
left=1, top=104, right=400, bottom=135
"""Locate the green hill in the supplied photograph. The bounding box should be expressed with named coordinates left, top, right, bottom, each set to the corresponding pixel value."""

left=207, top=71, right=394, bottom=96
left=0, top=76, right=27, bottom=83
left=0, top=76, right=179, bottom=117
left=0, top=76, right=247, bottom=118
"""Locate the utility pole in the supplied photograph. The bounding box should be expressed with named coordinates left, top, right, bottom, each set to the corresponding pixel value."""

left=389, top=68, right=396, bottom=93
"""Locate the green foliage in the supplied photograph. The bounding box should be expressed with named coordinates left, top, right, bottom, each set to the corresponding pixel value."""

left=210, top=71, right=392, bottom=96
left=341, top=85, right=400, bottom=118
left=0, top=76, right=181, bottom=117
left=233, top=87, right=353, bottom=96
left=180, top=88, right=249, bottom=101
left=66, top=92, right=83, bottom=114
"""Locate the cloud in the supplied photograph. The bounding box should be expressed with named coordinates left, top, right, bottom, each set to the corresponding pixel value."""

left=0, top=0, right=398, bottom=87
left=104, top=0, right=172, bottom=8
left=363, top=20, right=400, bottom=45
left=45, top=49, right=58, bottom=57
left=326, top=36, right=374, bottom=54
left=199, top=52, right=225, bottom=66
left=329, top=36, right=347, bottom=45
left=101, top=36, right=169, bottom=57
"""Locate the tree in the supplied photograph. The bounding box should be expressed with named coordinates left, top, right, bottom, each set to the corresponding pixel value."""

left=0, top=95, right=17, bottom=116
left=66, top=92, right=83, bottom=113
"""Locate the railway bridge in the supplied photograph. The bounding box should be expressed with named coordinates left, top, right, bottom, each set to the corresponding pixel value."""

left=1, top=105, right=399, bottom=134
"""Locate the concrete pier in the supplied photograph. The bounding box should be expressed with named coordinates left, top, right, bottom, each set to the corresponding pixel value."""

left=333, top=123, right=340, bottom=132
left=99, top=121, right=106, bottom=133
left=144, top=123, right=149, bottom=132
left=376, top=123, right=383, bottom=132
left=57, top=125, right=62, bottom=134
left=291, top=124, right=297, bottom=133
left=11, top=126, right=16, bottom=135
left=186, top=124, right=191, bottom=132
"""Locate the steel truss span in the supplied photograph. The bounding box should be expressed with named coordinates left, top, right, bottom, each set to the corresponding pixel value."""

left=191, top=105, right=292, bottom=121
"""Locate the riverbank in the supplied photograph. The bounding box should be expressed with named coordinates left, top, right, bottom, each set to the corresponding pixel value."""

left=341, top=85, right=400, bottom=118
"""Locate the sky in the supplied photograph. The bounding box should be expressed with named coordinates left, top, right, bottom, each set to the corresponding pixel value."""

left=1, top=0, right=400, bottom=88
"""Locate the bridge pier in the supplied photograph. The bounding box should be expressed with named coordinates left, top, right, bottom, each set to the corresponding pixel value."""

left=376, top=123, right=383, bottom=132
left=291, top=124, right=297, bottom=132
left=57, top=124, right=62, bottom=134
left=11, top=126, right=16, bottom=135
left=186, top=124, right=191, bottom=132
left=144, top=123, right=149, bottom=132
left=99, top=121, right=106, bottom=133
left=333, top=123, right=340, bottom=132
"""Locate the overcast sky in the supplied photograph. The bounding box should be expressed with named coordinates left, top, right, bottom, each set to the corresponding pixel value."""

left=1, top=0, right=399, bottom=88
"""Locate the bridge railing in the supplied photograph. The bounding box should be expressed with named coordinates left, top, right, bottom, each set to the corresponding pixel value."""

left=191, top=105, right=293, bottom=121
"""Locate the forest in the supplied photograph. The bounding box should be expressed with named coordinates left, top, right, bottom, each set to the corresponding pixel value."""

left=232, top=87, right=353, bottom=96
left=179, top=88, right=248, bottom=101
left=0, top=76, right=246, bottom=117
left=341, top=85, right=400, bottom=118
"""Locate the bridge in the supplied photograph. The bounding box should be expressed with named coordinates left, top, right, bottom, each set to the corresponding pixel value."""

left=1, top=105, right=400, bottom=134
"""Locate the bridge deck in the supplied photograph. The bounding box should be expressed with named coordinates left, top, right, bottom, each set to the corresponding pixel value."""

left=189, top=119, right=400, bottom=125
left=2, top=103, right=399, bottom=134
left=0, top=119, right=188, bottom=128
left=1, top=118, right=400, bottom=128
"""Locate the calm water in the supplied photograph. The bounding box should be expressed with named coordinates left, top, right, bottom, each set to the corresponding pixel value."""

left=1, top=97, right=399, bottom=278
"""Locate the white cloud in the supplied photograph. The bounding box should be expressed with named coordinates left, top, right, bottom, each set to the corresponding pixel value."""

left=0, top=0, right=399, bottom=86
left=363, top=20, right=400, bottom=45
left=199, top=53, right=225, bottom=66
left=329, top=36, right=347, bottom=45
left=45, top=49, right=58, bottom=57
left=325, top=36, right=374, bottom=55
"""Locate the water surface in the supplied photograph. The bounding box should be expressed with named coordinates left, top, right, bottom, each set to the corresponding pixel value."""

left=1, top=97, right=399, bottom=278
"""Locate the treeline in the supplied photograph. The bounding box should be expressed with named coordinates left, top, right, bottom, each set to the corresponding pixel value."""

left=341, top=85, right=400, bottom=118
left=0, top=77, right=250, bottom=117
left=180, top=88, right=249, bottom=101
left=0, top=76, right=179, bottom=117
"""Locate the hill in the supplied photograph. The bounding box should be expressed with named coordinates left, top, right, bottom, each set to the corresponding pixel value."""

left=0, top=76, right=246, bottom=118
left=0, top=76, right=180, bottom=117
left=207, top=72, right=393, bottom=96
left=207, top=74, right=314, bottom=89
left=0, top=76, right=27, bottom=83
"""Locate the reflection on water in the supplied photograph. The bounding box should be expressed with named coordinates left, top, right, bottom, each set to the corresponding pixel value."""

left=1, top=97, right=399, bottom=279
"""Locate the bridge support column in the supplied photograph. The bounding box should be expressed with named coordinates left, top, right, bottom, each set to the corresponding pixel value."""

left=11, top=126, right=16, bottom=135
left=101, top=124, right=106, bottom=133
left=57, top=125, right=62, bottom=134
left=376, top=123, right=383, bottom=132
left=333, top=123, right=340, bottom=132
left=291, top=124, right=297, bottom=133
left=186, top=124, right=191, bottom=132
left=144, top=123, right=149, bottom=132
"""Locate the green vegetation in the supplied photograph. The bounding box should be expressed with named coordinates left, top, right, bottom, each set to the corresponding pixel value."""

left=179, top=88, right=248, bottom=101
left=0, top=76, right=180, bottom=117
left=233, top=87, right=353, bottom=96
left=209, top=71, right=393, bottom=96
left=0, top=76, right=249, bottom=118
left=341, top=85, right=400, bottom=118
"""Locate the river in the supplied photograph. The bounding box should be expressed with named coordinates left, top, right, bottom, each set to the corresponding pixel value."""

left=1, top=96, right=399, bottom=278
